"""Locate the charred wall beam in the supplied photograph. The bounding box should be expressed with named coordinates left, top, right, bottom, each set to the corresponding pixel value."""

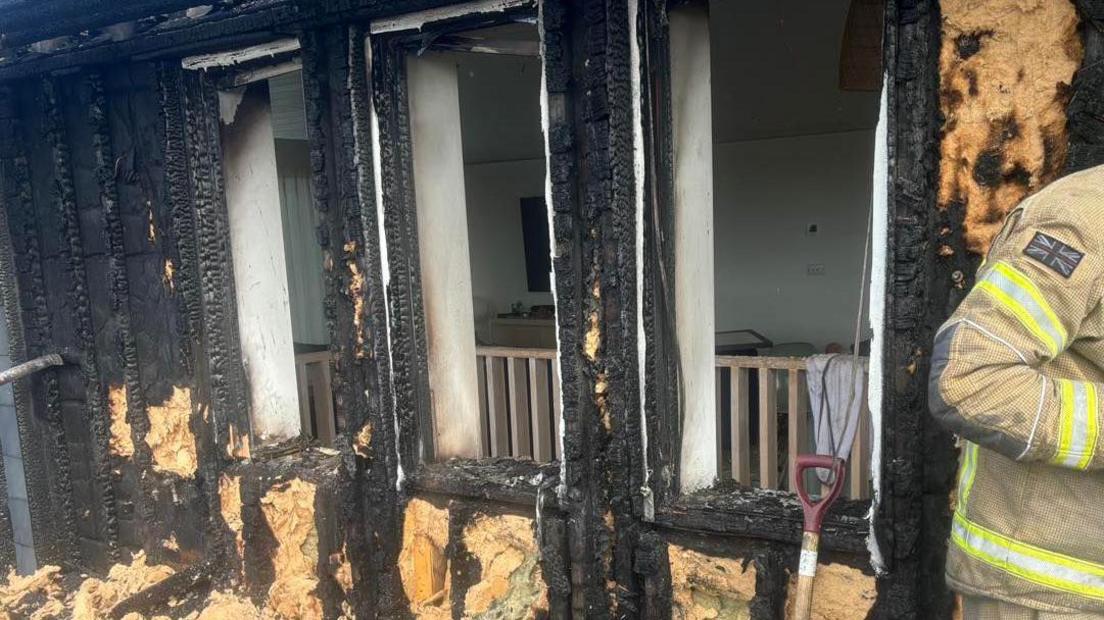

left=87, top=68, right=162, bottom=551
left=0, top=0, right=202, bottom=49
left=180, top=70, right=251, bottom=466
left=873, top=0, right=949, bottom=618
left=301, top=24, right=405, bottom=617
left=0, top=85, right=62, bottom=567
left=370, top=34, right=431, bottom=476
left=0, top=83, right=77, bottom=566
left=1067, top=1, right=1104, bottom=173
left=42, top=74, right=122, bottom=566
left=0, top=0, right=479, bottom=82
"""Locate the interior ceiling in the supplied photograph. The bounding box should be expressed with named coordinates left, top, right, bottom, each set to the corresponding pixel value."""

left=452, top=1, right=880, bottom=164
left=710, top=0, right=879, bottom=142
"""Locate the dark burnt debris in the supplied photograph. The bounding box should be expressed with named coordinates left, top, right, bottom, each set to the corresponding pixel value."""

left=0, top=0, right=1097, bottom=618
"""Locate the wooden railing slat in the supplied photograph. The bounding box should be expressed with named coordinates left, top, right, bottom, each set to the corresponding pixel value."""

left=507, top=357, right=532, bottom=458
left=551, top=361, right=562, bottom=460
left=529, top=358, right=553, bottom=462
left=475, top=345, right=558, bottom=360
left=485, top=356, right=509, bottom=457
left=477, top=356, right=489, bottom=456
left=786, top=368, right=805, bottom=493
left=758, top=368, right=778, bottom=489
left=731, top=367, right=750, bottom=485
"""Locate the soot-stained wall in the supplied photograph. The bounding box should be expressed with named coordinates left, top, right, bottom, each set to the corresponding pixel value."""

left=0, top=63, right=215, bottom=572
left=1, top=0, right=1100, bottom=618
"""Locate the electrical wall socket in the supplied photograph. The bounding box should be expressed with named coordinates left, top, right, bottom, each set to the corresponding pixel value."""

left=806, top=263, right=826, bottom=276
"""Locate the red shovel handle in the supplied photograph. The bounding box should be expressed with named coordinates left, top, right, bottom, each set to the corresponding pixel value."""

left=793, top=455, right=847, bottom=532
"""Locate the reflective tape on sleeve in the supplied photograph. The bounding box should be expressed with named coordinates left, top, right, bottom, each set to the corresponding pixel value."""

left=1054, top=380, right=1099, bottom=470
left=977, top=262, right=1068, bottom=357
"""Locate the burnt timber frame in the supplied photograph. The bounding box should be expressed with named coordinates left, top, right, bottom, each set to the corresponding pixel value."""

left=0, top=0, right=992, bottom=617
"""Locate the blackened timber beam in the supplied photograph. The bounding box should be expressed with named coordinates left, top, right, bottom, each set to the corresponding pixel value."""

left=873, top=0, right=947, bottom=617
left=180, top=70, right=251, bottom=465
left=42, top=74, right=121, bottom=563
left=652, top=490, right=871, bottom=556
left=87, top=69, right=161, bottom=543
left=157, top=61, right=224, bottom=567
left=1066, top=1, right=1104, bottom=173
left=0, top=116, right=24, bottom=573
left=370, top=34, right=432, bottom=474
left=159, top=64, right=200, bottom=366
left=410, top=459, right=561, bottom=508
left=304, top=27, right=407, bottom=617
left=0, top=0, right=475, bottom=82
left=0, top=0, right=202, bottom=48
left=0, top=88, right=76, bottom=565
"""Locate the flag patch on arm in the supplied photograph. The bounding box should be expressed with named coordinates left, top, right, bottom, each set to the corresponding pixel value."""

left=1024, top=232, right=1083, bottom=278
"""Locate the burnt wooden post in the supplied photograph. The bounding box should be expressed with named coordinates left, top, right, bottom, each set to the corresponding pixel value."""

left=874, top=0, right=958, bottom=618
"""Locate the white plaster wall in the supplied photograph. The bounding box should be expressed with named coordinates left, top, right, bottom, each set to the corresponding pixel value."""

left=408, top=53, right=483, bottom=460
left=221, top=85, right=302, bottom=443
left=670, top=5, right=717, bottom=492
left=713, top=130, right=876, bottom=351
left=464, top=158, right=552, bottom=337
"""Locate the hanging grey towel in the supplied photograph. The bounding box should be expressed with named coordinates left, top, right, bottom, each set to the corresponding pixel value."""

left=805, top=354, right=865, bottom=466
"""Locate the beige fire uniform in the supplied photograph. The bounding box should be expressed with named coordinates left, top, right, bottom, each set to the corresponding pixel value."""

left=930, top=165, right=1104, bottom=617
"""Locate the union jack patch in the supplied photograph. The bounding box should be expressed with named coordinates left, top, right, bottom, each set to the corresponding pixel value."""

left=1023, top=232, right=1083, bottom=279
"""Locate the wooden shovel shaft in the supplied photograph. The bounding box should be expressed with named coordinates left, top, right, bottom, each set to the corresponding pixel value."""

left=792, top=530, right=820, bottom=620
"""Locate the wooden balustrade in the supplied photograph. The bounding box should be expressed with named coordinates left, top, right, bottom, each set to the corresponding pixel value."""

left=472, top=347, right=871, bottom=499
left=476, top=346, right=561, bottom=462
left=715, top=355, right=871, bottom=499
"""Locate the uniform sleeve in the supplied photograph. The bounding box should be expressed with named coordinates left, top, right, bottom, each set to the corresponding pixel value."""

left=930, top=202, right=1104, bottom=470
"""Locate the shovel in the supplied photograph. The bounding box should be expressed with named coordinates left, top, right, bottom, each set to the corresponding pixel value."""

left=791, top=454, right=847, bottom=620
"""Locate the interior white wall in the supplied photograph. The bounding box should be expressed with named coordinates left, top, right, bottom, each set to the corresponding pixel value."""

left=670, top=5, right=717, bottom=492
left=713, top=130, right=876, bottom=351
left=464, top=158, right=552, bottom=339
left=221, top=85, right=302, bottom=444
left=408, top=53, right=483, bottom=460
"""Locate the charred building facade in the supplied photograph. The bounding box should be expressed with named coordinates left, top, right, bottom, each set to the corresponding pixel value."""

left=0, top=0, right=1098, bottom=618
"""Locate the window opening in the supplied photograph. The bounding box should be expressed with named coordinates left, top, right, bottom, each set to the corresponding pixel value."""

left=666, top=1, right=882, bottom=498
left=215, top=61, right=336, bottom=447
left=403, top=22, right=559, bottom=462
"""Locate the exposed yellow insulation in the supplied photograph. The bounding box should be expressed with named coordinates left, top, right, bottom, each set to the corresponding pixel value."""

left=938, top=0, right=1081, bottom=254
left=195, top=590, right=267, bottom=620
left=259, top=479, right=323, bottom=619
left=0, top=564, right=67, bottom=619
left=329, top=544, right=354, bottom=596
left=784, top=562, right=876, bottom=620
left=163, top=258, right=176, bottom=293
left=219, top=473, right=245, bottom=574
left=399, top=497, right=451, bottom=619
left=462, top=513, right=548, bottom=620
left=145, top=386, right=197, bottom=477
left=353, top=423, right=373, bottom=458
left=668, top=545, right=755, bottom=620
left=344, top=240, right=367, bottom=359
left=108, top=384, right=135, bottom=458
left=72, top=551, right=175, bottom=620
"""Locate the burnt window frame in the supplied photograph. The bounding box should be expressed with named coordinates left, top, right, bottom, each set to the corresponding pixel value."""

left=176, top=38, right=326, bottom=455
left=367, top=0, right=566, bottom=495
left=636, top=0, right=876, bottom=552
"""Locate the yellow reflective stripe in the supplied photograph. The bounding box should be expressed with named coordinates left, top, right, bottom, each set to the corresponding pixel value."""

left=976, top=262, right=1067, bottom=356
left=1054, top=380, right=1099, bottom=470
left=956, top=441, right=979, bottom=511
left=952, top=512, right=1104, bottom=600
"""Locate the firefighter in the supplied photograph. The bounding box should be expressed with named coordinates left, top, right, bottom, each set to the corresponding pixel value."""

left=930, top=165, right=1104, bottom=619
